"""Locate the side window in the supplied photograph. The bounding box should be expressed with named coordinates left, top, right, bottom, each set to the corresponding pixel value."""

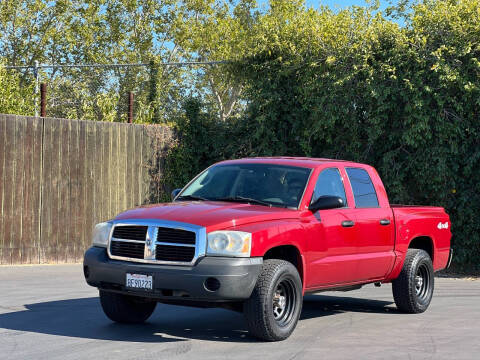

left=311, top=168, right=347, bottom=206
left=346, top=168, right=379, bottom=208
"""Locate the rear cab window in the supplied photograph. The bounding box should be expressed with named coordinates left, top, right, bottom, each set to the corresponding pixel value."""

left=345, top=168, right=379, bottom=208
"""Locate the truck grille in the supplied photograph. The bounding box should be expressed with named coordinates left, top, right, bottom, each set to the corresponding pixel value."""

left=108, top=223, right=199, bottom=264
left=156, top=227, right=195, bottom=245
left=110, top=240, right=145, bottom=259
left=112, top=225, right=148, bottom=241
left=156, top=245, right=195, bottom=262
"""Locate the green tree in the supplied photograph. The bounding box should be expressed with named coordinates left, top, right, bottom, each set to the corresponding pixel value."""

left=0, top=64, right=34, bottom=115
left=0, top=0, right=186, bottom=122
left=171, top=0, right=260, bottom=121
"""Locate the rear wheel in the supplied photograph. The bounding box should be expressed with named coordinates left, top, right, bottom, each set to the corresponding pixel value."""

left=99, top=290, right=157, bottom=323
left=243, top=259, right=303, bottom=341
left=392, top=249, right=434, bottom=313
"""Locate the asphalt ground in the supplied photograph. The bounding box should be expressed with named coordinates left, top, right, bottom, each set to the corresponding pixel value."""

left=0, top=265, right=479, bottom=360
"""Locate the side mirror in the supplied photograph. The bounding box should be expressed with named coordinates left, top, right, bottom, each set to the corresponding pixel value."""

left=171, top=188, right=182, bottom=201
left=309, top=195, right=345, bottom=212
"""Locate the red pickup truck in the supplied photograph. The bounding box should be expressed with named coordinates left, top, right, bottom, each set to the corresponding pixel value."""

left=83, top=157, right=452, bottom=341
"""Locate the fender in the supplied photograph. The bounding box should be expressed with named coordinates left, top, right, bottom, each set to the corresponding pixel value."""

left=229, top=219, right=308, bottom=288
left=387, top=234, right=435, bottom=281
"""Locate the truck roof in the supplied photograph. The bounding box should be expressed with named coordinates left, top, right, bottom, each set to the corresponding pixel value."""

left=216, top=157, right=366, bottom=169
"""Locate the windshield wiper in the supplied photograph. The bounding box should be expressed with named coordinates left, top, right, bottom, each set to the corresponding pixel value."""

left=213, top=196, right=285, bottom=208
left=175, top=194, right=210, bottom=201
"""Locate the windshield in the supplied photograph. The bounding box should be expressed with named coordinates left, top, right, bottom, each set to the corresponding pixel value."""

left=178, top=163, right=312, bottom=208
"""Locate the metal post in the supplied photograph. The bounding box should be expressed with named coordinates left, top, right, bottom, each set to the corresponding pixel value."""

left=149, top=59, right=160, bottom=123
left=40, top=83, right=47, bottom=117
left=34, top=61, right=39, bottom=117
left=128, top=92, right=134, bottom=123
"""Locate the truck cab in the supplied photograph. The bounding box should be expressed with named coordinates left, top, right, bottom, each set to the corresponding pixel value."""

left=84, top=157, right=452, bottom=341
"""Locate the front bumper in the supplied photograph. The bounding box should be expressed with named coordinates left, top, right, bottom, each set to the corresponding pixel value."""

left=83, top=247, right=262, bottom=302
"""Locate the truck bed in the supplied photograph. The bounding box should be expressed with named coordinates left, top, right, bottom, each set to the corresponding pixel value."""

left=388, top=205, right=451, bottom=278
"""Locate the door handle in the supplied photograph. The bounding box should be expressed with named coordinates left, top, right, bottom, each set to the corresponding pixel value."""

left=341, top=220, right=355, bottom=228
left=380, top=219, right=391, bottom=226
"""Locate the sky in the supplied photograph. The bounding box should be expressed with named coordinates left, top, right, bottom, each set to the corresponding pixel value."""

left=258, top=1, right=400, bottom=23
left=256, top=1, right=395, bottom=14
left=307, top=0, right=390, bottom=10
left=307, top=0, right=391, bottom=10
left=256, top=0, right=393, bottom=12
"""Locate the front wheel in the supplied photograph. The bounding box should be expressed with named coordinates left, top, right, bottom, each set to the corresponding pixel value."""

left=392, top=249, right=434, bottom=313
left=99, top=290, right=157, bottom=323
left=243, top=259, right=303, bottom=341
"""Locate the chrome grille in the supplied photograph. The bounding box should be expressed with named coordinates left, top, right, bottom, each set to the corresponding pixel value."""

left=107, top=220, right=206, bottom=265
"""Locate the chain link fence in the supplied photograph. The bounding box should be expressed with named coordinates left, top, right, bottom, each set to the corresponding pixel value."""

left=5, top=61, right=227, bottom=123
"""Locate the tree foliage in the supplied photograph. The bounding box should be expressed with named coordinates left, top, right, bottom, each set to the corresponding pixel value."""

left=0, top=64, right=34, bottom=114
left=0, top=0, right=254, bottom=122
left=0, top=0, right=199, bottom=121
left=165, top=0, right=480, bottom=271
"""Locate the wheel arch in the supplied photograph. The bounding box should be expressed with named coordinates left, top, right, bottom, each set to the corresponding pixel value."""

left=408, top=236, right=434, bottom=262
left=263, top=245, right=305, bottom=287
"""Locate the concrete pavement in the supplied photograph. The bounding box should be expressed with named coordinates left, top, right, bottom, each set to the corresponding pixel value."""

left=0, top=265, right=479, bottom=360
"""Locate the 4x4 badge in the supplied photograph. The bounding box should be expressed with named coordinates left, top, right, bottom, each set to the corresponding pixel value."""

left=437, top=222, right=449, bottom=230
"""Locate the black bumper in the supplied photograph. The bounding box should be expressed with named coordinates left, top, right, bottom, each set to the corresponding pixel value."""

left=83, top=247, right=262, bottom=302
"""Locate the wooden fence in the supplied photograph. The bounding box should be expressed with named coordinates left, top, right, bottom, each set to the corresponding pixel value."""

left=0, top=114, right=173, bottom=264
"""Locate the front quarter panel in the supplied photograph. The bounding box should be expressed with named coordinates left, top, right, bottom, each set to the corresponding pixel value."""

left=225, top=219, right=308, bottom=285
left=229, top=219, right=307, bottom=257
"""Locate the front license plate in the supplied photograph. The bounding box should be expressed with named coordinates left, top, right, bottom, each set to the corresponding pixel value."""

left=126, top=273, right=153, bottom=291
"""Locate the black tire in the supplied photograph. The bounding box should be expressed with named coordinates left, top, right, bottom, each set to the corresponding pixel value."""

left=392, top=249, right=434, bottom=313
left=243, top=259, right=303, bottom=341
left=99, top=290, right=157, bottom=323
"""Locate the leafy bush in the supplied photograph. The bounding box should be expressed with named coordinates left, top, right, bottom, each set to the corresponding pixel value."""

left=164, top=0, right=479, bottom=271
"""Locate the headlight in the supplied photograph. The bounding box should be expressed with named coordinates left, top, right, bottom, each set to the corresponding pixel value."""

left=92, top=222, right=113, bottom=248
left=207, top=231, right=252, bottom=257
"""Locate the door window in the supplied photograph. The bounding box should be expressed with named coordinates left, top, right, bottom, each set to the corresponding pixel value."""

left=346, top=168, right=379, bottom=208
left=311, top=168, right=347, bottom=206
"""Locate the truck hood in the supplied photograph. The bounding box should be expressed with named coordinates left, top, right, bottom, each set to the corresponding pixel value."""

left=114, top=201, right=298, bottom=231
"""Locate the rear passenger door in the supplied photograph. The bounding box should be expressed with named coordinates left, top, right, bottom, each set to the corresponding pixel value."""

left=345, top=167, right=395, bottom=281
